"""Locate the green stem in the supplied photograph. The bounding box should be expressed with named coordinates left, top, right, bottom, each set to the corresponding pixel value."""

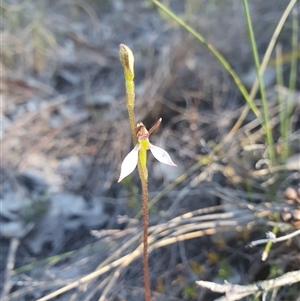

left=262, top=225, right=279, bottom=261
left=284, top=9, right=298, bottom=160
left=243, top=0, right=275, bottom=165
left=127, top=105, right=137, bottom=144
left=276, top=45, right=285, bottom=161
left=119, top=44, right=151, bottom=301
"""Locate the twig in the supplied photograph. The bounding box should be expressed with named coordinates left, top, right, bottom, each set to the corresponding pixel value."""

left=196, top=270, right=300, bottom=301
left=249, top=229, right=300, bottom=247
left=1, top=238, right=20, bottom=299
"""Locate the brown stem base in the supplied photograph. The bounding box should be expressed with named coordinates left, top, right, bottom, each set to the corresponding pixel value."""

left=141, top=175, right=151, bottom=301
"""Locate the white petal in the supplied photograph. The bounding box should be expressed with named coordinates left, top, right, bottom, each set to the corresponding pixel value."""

left=118, top=146, right=139, bottom=182
left=149, top=144, right=177, bottom=166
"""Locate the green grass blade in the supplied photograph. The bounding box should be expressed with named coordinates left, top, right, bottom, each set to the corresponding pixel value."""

left=250, top=0, right=298, bottom=100
left=283, top=9, right=299, bottom=159
left=242, top=0, right=275, bottom=164
left=276, top=45, right=285, bottom=160
left=217, top=0, right=297, bottom=152
left=151, top=0, right=260, bottom=119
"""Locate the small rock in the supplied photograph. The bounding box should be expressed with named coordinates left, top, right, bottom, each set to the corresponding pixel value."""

left=292, top=209, right=300, bottom=221
left=286, top=154, right=300, bottom=171
left=281, top=211, right=292, bottom=222
left=284, top=187, right=298, bottom=201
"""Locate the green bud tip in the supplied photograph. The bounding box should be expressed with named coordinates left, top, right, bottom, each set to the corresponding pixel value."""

left=119, top=44, right=134, bottom=77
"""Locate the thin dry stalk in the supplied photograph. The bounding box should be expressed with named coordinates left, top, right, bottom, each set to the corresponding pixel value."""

left=35, top=203, right=259, bottom=301
left=0, top=238, right=20, bottom=299
left=196, top=270, right=300, bottom=301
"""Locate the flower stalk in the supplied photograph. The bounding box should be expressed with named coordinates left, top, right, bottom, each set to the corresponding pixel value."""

left=119, top=44, right=176, bottom=301
left=119, top=44, right=150, bottom=301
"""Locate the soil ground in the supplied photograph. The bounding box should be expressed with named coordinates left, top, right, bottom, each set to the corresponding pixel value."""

left=1, top=1, right=300, bottom=300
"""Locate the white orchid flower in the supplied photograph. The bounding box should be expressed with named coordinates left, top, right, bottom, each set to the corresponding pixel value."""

left=118, top=118, right=176, bottom=182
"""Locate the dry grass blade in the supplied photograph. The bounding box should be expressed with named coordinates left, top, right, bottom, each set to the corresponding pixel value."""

left=249, top=228, right=300, bottom=247
left=196, top=270, right=300, bottom=301
left=36, top=203, right=262, bottom=300
left=0, top=239, right=20, bottom=299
